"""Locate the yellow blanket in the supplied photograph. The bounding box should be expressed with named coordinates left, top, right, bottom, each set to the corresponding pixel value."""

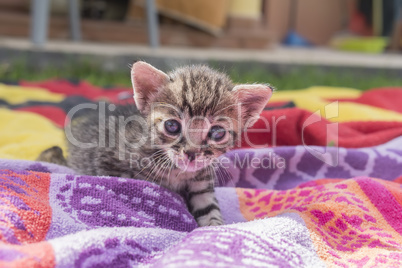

left=0, top=109, right=65, bottom=160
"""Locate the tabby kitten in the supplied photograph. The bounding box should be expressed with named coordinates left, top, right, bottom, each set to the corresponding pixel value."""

left=38, top=62, right=273, bottom=226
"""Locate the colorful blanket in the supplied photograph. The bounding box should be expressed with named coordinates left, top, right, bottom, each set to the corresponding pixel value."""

left=2, top=81, right=402, bottom=160
left=224, top=136, right=402, bottom=190
left=0, top=159, right=401, bottom=267
left=0, top=80, right=402, bottom=267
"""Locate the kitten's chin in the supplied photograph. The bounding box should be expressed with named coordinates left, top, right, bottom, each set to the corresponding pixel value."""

left=175, top=160, right=206, bottom=173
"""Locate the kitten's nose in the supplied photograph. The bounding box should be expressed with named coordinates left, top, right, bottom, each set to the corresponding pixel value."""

left=185, top=151, right=196, bottom=162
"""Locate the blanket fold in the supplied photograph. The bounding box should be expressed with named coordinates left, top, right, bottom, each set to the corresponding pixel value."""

left=0, top=161, right=401, bottom=267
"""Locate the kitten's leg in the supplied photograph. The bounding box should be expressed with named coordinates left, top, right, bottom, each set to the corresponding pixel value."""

left=187, top=179, right=224, bottom=226
left=36, top=146, right=68, bottom=166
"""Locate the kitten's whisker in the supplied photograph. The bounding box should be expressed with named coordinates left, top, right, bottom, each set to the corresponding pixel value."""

left=143, top=155, right=167, bottom=183
left=210, top=164, right=217, bottom=184
left=212, top=162, right=229, bottom=187
left=207, top=165, right=217, bottom=187
left=176, top=167, right=185, bottom=178
left=148, top=156, right=168, bottom=183
left=145, top=164, right=161, bottom=184
left=162, top=160, right=174, bottom=185
left=212, top=166, right=218, bottom=187
left=215, top=162, right=232, bottom=186
left=220, top=165, right=232, bottom=185
left=146, top=159, right=164, bottom=183
left=214, top=164, right=224, bottom=186
left=220, top=165, right=234, bottom=186
left=141, top=167, right=156, bottom=183
left=156, top=158, right=170, bottom=183
left=133, top=151, right=164, bottom=178
left=166, top=162, right=174, bottom=186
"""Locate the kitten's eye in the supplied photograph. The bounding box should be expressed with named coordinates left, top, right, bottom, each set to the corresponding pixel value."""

left=208, top=126, right=226, bottom=141
left=164, top=119, right=181, bottom=135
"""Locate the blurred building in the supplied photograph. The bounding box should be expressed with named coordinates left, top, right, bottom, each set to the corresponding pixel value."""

left=0, top=0, right=400, bottom=51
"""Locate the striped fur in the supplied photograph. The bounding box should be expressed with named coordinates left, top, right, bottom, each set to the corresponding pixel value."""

left=40, top=62, right=272, bottom=227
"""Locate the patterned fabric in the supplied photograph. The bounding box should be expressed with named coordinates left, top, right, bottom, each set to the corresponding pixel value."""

left=2, top=81, right=402, bottom=160
left=1, top=80, right=402, bottom=266
left=0, top=160, right=401, bottom=267
left=234, top=178, right=402, bottom=267
left=223, top=136, right=402, bottom=190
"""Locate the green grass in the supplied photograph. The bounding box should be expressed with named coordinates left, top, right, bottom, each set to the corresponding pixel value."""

left=1, top=60, right=401, bottom=90
left=0, top=60, right=131, bottom=88
left=227, top=66, right=402, bottom=90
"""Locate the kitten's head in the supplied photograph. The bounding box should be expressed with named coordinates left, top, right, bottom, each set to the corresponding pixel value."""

left=131, top=61, right=273, bottom=173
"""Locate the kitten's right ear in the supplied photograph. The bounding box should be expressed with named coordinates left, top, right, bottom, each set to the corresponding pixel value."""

left=131, top=61, right=170, bottom=114
left=232, top=84, right=273, bottom=128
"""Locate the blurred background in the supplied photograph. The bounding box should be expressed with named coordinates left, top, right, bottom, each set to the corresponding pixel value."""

left=0, top=0, right=401, bottom=89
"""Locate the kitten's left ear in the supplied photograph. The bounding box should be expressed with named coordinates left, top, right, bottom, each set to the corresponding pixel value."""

left=131, top=61, right=170, bottom=114
left=232, top=84, right=273, bottom=128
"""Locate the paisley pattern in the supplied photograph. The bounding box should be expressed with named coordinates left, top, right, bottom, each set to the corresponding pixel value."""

left=236, top=177, right=402, bottom=267
left=0, top=158, right=401, bottom=267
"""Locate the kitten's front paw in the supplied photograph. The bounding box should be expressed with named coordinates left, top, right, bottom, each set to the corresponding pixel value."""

left=207, top=219, right=224, bottom=226
left=197, top=215, right=224, bottom=227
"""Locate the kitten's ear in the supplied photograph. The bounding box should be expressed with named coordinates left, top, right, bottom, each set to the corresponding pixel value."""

left=232, top=84, right=273, bottom=128
left=131, top=61, right=170, bottom=114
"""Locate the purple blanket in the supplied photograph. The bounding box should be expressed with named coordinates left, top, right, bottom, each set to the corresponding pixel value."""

left=0, top=137, right=401, bottom=267
left=223, top=135, right=402, bottom=189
